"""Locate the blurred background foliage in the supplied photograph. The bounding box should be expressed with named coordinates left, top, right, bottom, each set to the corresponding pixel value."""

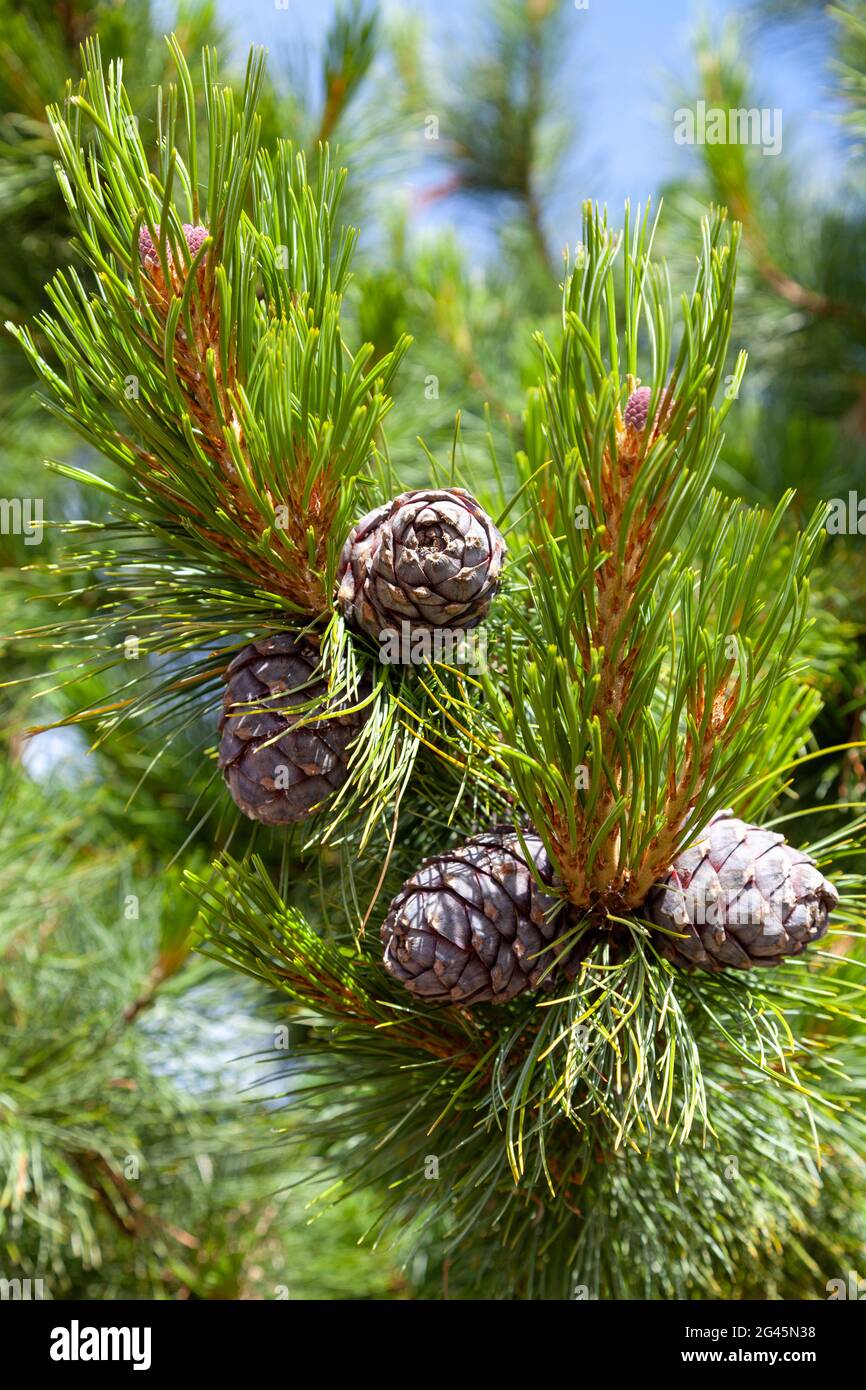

left=1, top=0, right=865, bottom=1297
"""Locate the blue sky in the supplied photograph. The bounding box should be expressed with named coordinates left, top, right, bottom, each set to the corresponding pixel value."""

left=203, top=0, right=846, bottom=255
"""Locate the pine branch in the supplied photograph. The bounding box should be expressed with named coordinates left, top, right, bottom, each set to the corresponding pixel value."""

left=316, top=1, right=379, bottom=146
left=189, top=831, right=866, bottom=1299
left=439, top=204, right=827, bottom=917
left=8, top=37, right=409, bottom=624
left=11, top=23, right=866, bottom=1302
left=683, top=21, right=866, bottom=327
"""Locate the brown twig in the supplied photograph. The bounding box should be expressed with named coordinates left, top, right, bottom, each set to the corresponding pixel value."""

left=137, top=258, right=329, bottom=614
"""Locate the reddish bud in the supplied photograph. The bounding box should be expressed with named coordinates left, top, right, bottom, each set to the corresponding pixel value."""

left=624, top=386, right=652, bottom=432
left=138, top=224, right=159, bottom=267
left=137, top=222, right=209, bottom=271
left=181, top=223, right=209, bottom=260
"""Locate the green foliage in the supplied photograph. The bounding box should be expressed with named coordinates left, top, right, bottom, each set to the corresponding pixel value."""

left=834, top=0, right=866, bottom=142
left=417, top=0, right=568, bottom=264
left=0, top=2, right=414, bottom=1303
left=0, top=770, right=405, bottom=1298
left=6, top=0, right=866, bottom=1304
left=665, top=17, right=866, bottom=421
left=0, top=0, right=223, bottom=400
left=6, top=39, right=415, bottom=851
left=190, top=836, right=866, bottom=1299
left=11, top=40, right=408, bottom=621
left=188, top=188, right=866, bottom=1298
left=429, top=207, right=825, bottom=917
left=659, top=8, right=866, bottom=818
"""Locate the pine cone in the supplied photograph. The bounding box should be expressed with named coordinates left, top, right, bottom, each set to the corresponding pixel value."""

left=647, top=811, right=838, bottom=971
left=381, top=829, right=565, bottom=1004
left=218, top=634, right=370, bottom=825
left=336, top=488, right=506, bottom=648
left=623, top=384, right=677, bottom=435
left=138, top=222, right=208, bottom=270
left=624, top=385, right=652, bottom=432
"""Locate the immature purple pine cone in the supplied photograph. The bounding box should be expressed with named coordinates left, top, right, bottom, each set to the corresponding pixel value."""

left=624, top=386, right=652, bottom=432
left=138, top=222, right=208, bottom=271
left=381, top=829, right=565, bottom=1005
left=336, top=488, right=506, bottom=648
left=647, top=810, right=838, bottom=972
left=181, top=223, right=209, bottom=260
left=138, top=225, right=159, bottom=268
left=218, top=633, right=371, bottom=826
